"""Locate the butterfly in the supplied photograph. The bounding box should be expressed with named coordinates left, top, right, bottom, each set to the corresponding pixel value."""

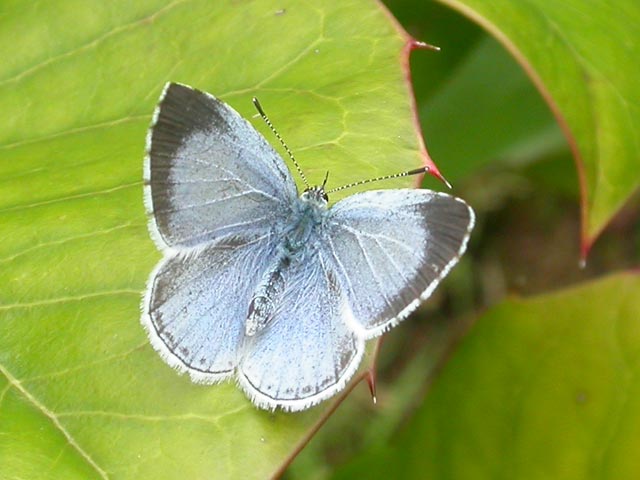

left=142, top=82, right=475, bottom=411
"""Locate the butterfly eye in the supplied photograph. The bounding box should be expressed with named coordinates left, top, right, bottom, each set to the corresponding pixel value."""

left=322, top=192, right=328, bottom=202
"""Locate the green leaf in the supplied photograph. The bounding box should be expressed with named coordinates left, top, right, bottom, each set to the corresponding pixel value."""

left=332, top=272, right=640, bottom=479
left=419, top=36, right=568, bottom=182
left=435, top=0, right=640, bottom=251
left=0, top=1, right=426, bottom=478
left=387, top=1, right=568, bottom=185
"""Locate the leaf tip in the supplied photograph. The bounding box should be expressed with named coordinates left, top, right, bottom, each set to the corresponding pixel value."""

left=431, top=168, right=453, bottom=189
left=579, top=237, right=593, bottom=267
left=410, top=39, right=441, bottom=52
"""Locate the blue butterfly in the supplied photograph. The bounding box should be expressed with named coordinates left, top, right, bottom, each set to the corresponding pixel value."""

left=142, top=83, right=474, bottom=411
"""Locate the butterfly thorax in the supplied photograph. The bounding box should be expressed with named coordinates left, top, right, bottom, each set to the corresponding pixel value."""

left=280, top=186, right=328, bottom=254
left=244, top=186, right=328, bottom=337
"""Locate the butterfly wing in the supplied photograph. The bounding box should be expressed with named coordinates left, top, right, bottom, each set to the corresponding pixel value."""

left=238, top=253, right=365, bottom=411
left=144, top=82, right=297, bottom=250
left=324, top=189, right=474, bottom=338
left=142, top=232, right=276, bottom=382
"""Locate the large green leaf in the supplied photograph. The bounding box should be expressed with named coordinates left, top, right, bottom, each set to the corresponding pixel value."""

left=0, top=1, right=429, bottom=477
left=435, top=0, right=640, bottom=252
left=332, top=272, right=640, bottom=479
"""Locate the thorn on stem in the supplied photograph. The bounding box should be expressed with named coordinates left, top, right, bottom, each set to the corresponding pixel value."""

left=366, top=369, right=377, bottom=405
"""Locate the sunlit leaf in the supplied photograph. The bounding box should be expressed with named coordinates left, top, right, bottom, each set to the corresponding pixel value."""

left=0, top=1, right=428, bottom=477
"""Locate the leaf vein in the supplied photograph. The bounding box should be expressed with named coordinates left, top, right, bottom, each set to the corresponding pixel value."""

left=0, top=289, right=139, bottom=311
left=0, top=222, right=140, bottom=265
left=0, top=0, right=189, bottom=87
left=0, top=364, right=110, bottom=479
left=0, top=181, right=141, bottom=214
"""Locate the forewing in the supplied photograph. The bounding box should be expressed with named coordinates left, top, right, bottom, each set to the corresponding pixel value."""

left=325, top=189, right=474, bottom=338
left=142, top=233, right=275, bottom=383
left=144, top=82, right=297, bottom=249
left=238, top=254, right=365, bottom=411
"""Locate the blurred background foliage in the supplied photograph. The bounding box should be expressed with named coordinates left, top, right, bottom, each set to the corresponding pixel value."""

left=288, top=1, right=640, bottom=478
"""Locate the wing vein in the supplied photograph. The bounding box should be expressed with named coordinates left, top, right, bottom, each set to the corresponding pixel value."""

left=154, top=189, right=277, bottom=214
left=326, top=237, right=356, bottom=303
left=330, top=221, right=417, bottom=257
left=371, top=237, right=422, bottom=299
left=346, top=229, right=394, bottom=312
left=174, top=216, right=273, bottom=245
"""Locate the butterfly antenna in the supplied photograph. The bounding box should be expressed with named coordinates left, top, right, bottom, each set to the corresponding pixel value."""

left=253, top=97, right=309, bottom=189
left=326, top=166, right=430, bottom=194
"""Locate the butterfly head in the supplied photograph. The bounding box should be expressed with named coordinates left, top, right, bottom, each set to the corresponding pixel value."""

left=301, top=170, right=329, bottom=207
left=300, top=185, right=329, bottom=208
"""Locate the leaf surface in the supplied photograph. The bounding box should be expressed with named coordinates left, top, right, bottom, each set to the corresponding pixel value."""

left=0, top=1, right=426, bottom=478
left=332, top=273, right=640, bottom=479
left=436, top=0, right=640, bottom=250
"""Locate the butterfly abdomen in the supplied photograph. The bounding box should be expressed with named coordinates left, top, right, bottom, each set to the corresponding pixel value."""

left=245, top=199, right=327, bottom=337
left=245, top=255, right=289, bottom=336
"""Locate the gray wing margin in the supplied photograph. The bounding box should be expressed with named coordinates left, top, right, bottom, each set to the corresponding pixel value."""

left=144, top=83, right=297, bottom=250
left=142, top=232, right=276, bottom=383
left=323, top=189, right=474, bottom=339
